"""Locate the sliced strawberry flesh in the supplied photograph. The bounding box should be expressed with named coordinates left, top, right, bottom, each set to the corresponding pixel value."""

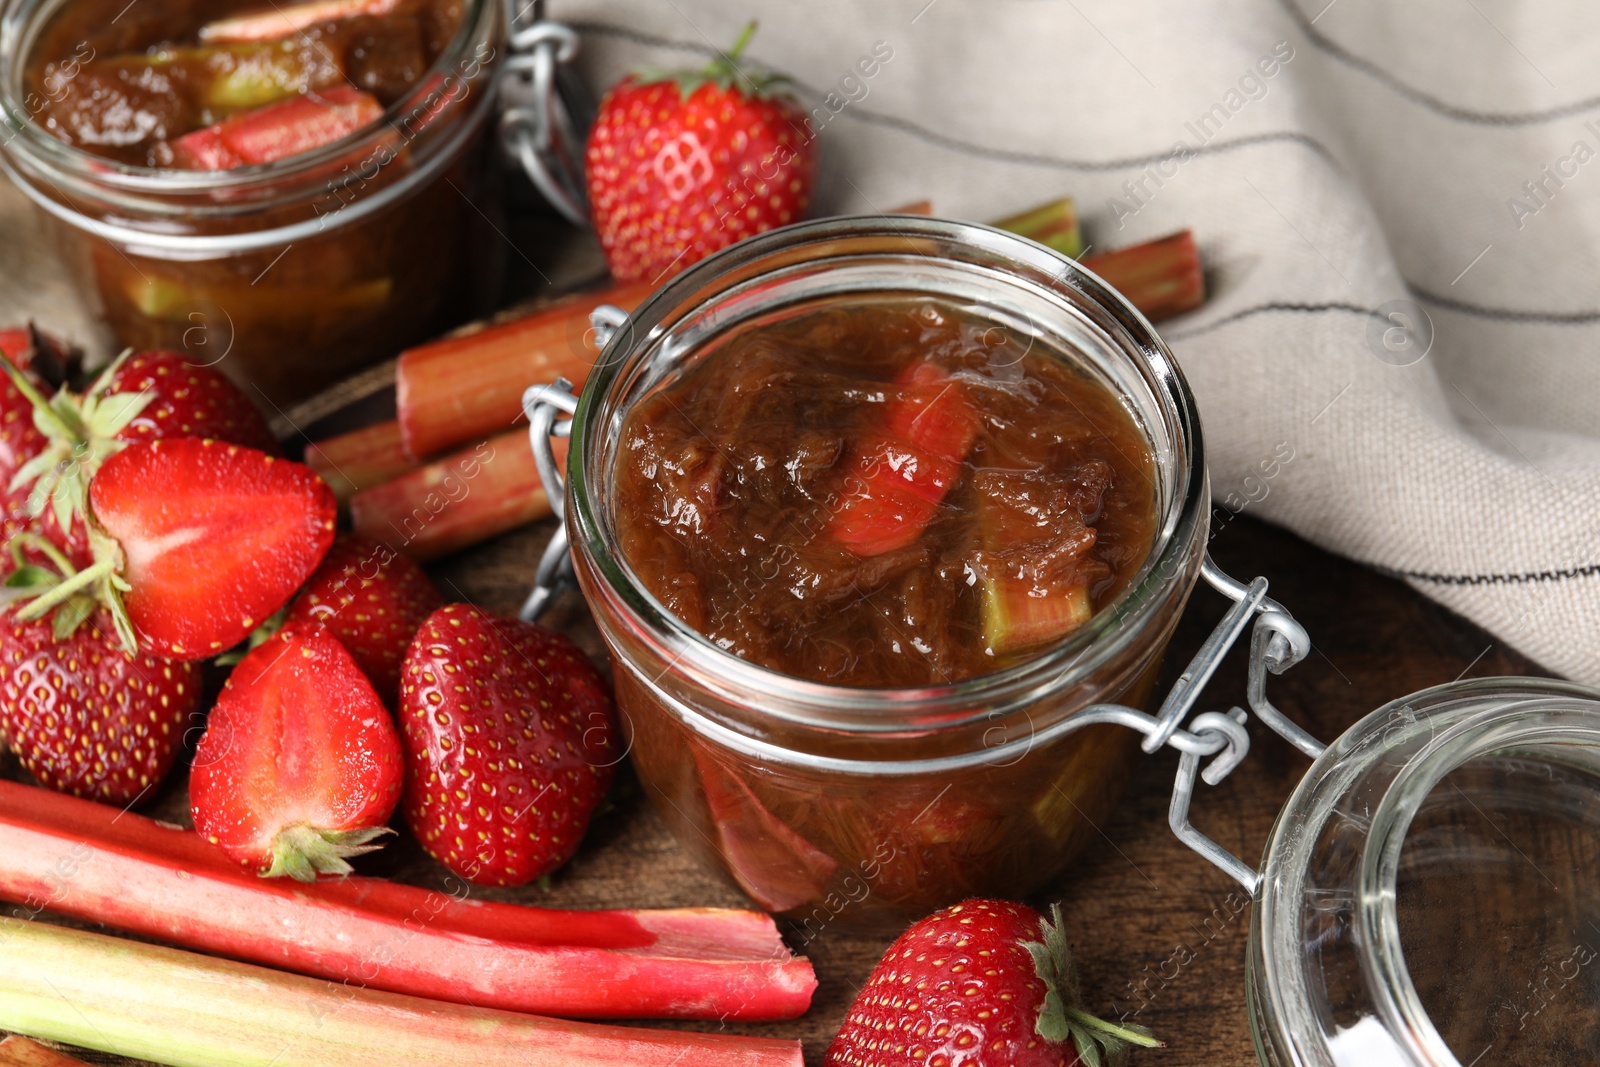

left=826, top=361, right=979, bottom=558
left=89, top=438, right=335, bottom=659
left=190, top=622, right=401, bottom=874
left=169, top=86, right=384, bottom=170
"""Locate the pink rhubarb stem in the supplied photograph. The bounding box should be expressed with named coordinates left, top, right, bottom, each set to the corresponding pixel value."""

left=395, top=280, right=654, bottom=461
left=347, top=431, right=569, bottom=561
left=304, top=419, right=414, bottom=502
left=0, top=778, right=816, bottom=1021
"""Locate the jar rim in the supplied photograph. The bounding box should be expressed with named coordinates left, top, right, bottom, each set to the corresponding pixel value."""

left=566, top=214, right=1210, bottom=734
left=0, top=0, right=500, bottom=244
left=1253, top=676, right=1600, bottom=1067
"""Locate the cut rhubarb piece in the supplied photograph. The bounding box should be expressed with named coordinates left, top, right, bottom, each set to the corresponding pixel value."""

left=982, top=573, right=1093, bottom=656
left=693, top=748, right=839, bottom=914
left=0, top=917, right=805, bottom=1066
left=395, top=280, right=654, bottom=460
left=0, top=777, right=817, bottom=1021
left=993, top=196, right=1083, bottom=258
left=974, top=468, right=1105, bottom=656
left=349, top=432, right=568, bottom=560
left=304, top=419, right=413, bottom=501
left=168, top=86, right=384, bottom=169
left=200, top=0, right=405, bottom=43
left=1080, top=229, right=1205, bottom=322
left=145, top=39, right=347, bottom=112
left=826, top=360, right=980, bottom=557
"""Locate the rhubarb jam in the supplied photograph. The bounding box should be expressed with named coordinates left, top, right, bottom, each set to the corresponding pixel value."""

left=568, top=219, right=1208, bottom=926
left=612, top=296, right=1158, bottom=686
left=26, top=0, right=466, bottom=168
left=3, top=0, right=501, bottom=404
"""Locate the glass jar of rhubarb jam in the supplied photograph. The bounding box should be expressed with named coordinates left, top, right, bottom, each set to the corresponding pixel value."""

left=0, top=0, right=503, bottom=404
left=555, top=217, right=1210, bottom=928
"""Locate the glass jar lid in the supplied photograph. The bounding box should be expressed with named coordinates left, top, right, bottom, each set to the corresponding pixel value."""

left=1250, top=677, right=1600, bottom=1066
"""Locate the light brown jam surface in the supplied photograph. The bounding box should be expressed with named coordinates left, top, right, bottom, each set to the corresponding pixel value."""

left=612, top=296, right=1158, bottom=687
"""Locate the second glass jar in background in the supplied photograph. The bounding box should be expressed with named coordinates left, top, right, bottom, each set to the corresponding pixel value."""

left=0, top=0, right=505, bottom=404
left=565, top=217, right=1210, bottom=929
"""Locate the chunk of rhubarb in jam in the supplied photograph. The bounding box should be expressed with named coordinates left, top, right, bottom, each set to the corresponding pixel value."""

left=827, top=361, right=979, bottom=557
left=168, top=86, right=384, bottom=169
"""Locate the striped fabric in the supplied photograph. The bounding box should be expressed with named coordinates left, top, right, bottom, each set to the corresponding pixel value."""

left=553, top=0, right=1600, bottom=684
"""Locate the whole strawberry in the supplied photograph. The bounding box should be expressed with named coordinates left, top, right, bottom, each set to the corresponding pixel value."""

left=400, top=604, right=617, bottom=887
left=585, top=21, right=815, bottom=282
left=0, top=326, right=78, bottom=548
left=0, top=360, right=49, bottom=549
left=98, top=350, right=279, bottom=454
left=190, top=622, right=402, bottom=880
left=826, top=899, right=1160, bottom=1067
left=285, top=535, right=442, bottom=705
left=0, top=540, right=198, bottom=806
left=0, top=325, right=77, bottom=385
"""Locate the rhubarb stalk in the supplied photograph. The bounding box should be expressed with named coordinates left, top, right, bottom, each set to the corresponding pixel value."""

left=394, top=280, right=654, bottom=460
left=304, top=420, right=413, bottom=501
left=0, top=777, right=816, bottom=1021
left=0, top=918, right=804, bottom=1067
left=993, top=196, right=1083, bottom=258
left=348, top=431, right=567, bottom=561
left=1079, top=230, right=1205, bottom=322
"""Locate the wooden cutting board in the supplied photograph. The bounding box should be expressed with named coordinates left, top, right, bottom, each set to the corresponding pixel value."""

left=0, top=219, right=1549, bottom=1066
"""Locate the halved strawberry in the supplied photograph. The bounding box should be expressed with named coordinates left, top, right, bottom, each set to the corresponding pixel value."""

left=190, top=621, right=402, bottom=879
left=400, top=604, right=617, bottom=887
left=826, top=361, right=980, bottom=557
left=285, top=534, right=443, bottom=704
left=0, top=348, right=277, bottom=556
left=82, top=438, right=335, bottom=659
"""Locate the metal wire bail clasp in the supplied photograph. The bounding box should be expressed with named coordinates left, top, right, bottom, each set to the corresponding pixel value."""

left=1156, top=558, right=1327, bottom=895
left=517, top=305, right=630, bottom=622
left=500, top=1, right=590, bottom=224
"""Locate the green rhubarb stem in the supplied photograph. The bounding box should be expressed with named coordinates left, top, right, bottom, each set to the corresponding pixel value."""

left=1064, top=1007, right=1165, bottom=1048
left=0, top=918, right=804, bottom=1067
left=992, top=197, right=1083, bottom=258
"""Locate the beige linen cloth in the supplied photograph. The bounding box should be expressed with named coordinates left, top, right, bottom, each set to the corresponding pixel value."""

left=5, top=0, right=1598, bottom=681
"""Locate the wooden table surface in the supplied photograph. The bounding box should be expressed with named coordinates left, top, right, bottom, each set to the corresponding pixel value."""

left=0, top=209, right=1554, bottom=1066
left=1, top=506, right=1548, bottom=1067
